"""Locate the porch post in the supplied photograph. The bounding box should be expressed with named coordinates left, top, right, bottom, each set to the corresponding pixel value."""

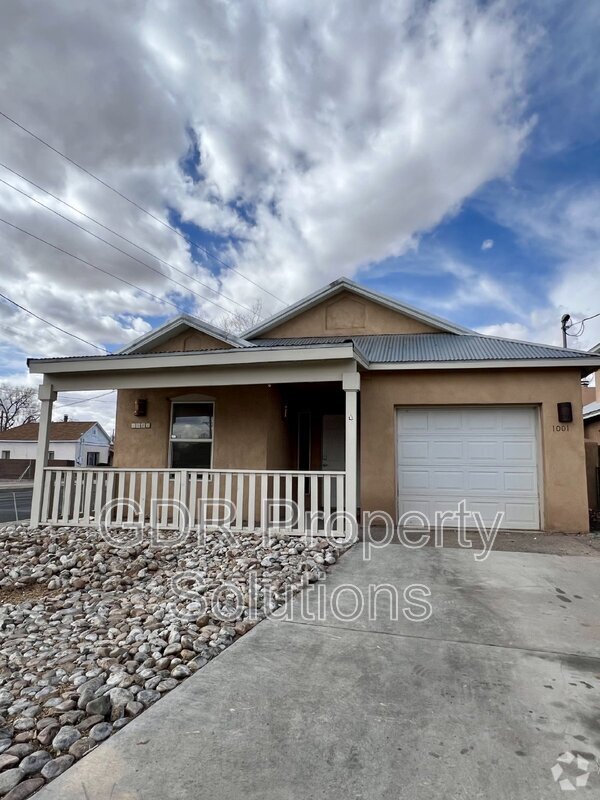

left=30, top=382, right=56, bottom=527
left=342, top=371, right=360, bottom=525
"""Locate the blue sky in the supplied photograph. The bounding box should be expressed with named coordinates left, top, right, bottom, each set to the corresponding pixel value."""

left=0, top=0, right=599, bottom=429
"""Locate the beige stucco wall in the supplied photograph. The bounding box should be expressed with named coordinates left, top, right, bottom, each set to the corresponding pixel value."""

left=149, top=330, right=233, bottom=353
left=113, top=385, right=291, bottom=470
left=259, top=290, right=440, bottom=338
left=360, top=368, right=589, bottom=533
left=582, top=383, right=596, bottom=405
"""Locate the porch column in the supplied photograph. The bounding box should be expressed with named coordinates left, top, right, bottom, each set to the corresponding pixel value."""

left=30, top=382, right=56, bottom=527
left=343, top=371, right=360, bottom=524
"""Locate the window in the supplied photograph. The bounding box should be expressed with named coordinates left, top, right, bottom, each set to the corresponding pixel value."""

left=1, top=450, right=9, bottom=459
left=170, top=402, right=213, bottom=469
left=48, top=451, right=54, bottom=461
left=87, top=451, right=99, bottom=466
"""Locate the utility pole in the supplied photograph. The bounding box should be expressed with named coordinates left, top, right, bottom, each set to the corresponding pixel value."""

left=561, top=314, right=571, bottom=348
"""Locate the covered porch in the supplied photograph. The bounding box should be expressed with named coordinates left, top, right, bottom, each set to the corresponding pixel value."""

left=28, top=344, right=361, bottom=533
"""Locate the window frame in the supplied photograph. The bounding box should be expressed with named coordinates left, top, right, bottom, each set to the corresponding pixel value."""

left=48, top=450, right=54, bottom=461
left=1, top=450, right=10, bottom=460
left=86, top=451, right=99, bottom=466
left=169, top=400, right=215, bottom=470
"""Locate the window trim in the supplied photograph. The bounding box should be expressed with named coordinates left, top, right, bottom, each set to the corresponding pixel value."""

left=169, top=400, right=215, bottom=469
left=1, top=450, right=10, bottom=460
left=86, top=451, right=99, bottom=466
left=48, top=450, right=55, bottom=461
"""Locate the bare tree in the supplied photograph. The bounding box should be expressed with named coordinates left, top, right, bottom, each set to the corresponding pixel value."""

left=0, top=384, right=40, bottom=431
left=218, top=299, right=264, bottom=335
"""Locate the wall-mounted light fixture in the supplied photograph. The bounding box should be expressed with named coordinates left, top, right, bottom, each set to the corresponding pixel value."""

left=557, top=402, right=573, bottom=423
left=134, top=399, right=148, bottom=417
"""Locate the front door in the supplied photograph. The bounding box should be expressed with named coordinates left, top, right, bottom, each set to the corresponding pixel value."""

left=322, top=414, right=345, bottom=470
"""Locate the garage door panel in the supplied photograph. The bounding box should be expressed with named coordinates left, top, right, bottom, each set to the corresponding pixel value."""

left=431, top=410, right=463, bottom=430
left=501, top=408, right=535, bottom=430
left=398, top=440, right=430, bottom=460
left=467, top=471, right=502, bottom=491
left=464, top=409, right=502, bottom=431
left=399, top=470, right=431, bottom=490
left=398, top=499, right=537, bottom=529
left=502, top=440, right=536, bottom=463
left=504, top=471, right=536, bottom=492
left=466, top=440, right=501, bottom=461
left=396, top=407, right=540, bottom=530
left=397, top=411, right=430, bottom=431
left=505, top=502, right=539, bottom=526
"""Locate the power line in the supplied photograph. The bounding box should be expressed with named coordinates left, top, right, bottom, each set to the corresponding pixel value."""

left=0, top=216, right=186, bottom=316
left=0, top=109, right=286, bottom=305
left=0, top=163, right=253, bottom=316
left=566, top=312, right=600, bottom=339
left=0, top=290, right=107, bottom=352
left=0, top=175, right=243, bottom=319
left=56, top=390, right=116, bottom=407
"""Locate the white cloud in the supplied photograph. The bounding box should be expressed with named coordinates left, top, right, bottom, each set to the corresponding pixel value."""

left=476, top=322, right=529, bottom=340
left=481, top=184, right=600, bottom=349
left=0, top=0, right=533, bottom=425
left=481, top=239, right=494, bottom=250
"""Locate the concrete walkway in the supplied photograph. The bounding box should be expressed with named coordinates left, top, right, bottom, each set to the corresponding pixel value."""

left=35, top=545, right=600, bottom=799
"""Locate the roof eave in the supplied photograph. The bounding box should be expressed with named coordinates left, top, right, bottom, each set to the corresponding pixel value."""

left=367, top=357, right=600, bottom=373
left=117, top=314, right=251, bottom=355
left=28, top=343, right=359, bottom=375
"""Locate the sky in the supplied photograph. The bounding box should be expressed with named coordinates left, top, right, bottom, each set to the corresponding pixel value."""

left=0, top=0, right=599, bottom=432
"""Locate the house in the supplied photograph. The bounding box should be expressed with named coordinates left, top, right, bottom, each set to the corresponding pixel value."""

left=27, top=278, right=600, bottom=533
left=583, top=343, right=600, bottom=443
left=0, top=419, right=111, bottom=467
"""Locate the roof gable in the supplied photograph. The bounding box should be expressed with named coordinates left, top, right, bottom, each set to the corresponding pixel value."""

left=118, top=315, right=250, bottom=355
left=245, top=278, right=472, bottom=339
left=0, top=420, right=101, bottom=442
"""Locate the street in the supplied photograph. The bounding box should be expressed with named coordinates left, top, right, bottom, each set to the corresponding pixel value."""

left=0, top=486, right=33, bottom=524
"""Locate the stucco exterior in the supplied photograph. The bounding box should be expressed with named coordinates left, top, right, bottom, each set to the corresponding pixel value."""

left=360, top=368, right=589, bottom=533
left=114, top=385, right=292, bottom=471
left=258, top=290, right=441, bottom=338
left=149, top=330, right=234, bottom=353
left=584, top=418, right=600, bottom=444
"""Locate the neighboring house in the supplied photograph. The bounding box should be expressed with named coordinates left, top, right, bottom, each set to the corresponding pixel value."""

left=583, top=343, right=600, bottom=443
left=583, top=402, right=600, bottom=444
left=0, top=420, right=111, bottom=466
left=27, top=278, right=600, bottom=532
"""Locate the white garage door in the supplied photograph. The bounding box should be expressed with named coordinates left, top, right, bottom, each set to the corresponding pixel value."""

left=396, top=407, right=540, bottom=530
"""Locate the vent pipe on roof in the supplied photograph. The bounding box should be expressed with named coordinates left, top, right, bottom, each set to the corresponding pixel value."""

left=561, top=314, right=571, bottom=348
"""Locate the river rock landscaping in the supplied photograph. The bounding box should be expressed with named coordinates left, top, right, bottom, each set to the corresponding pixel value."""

left=0, top=523, right=348, bottom=797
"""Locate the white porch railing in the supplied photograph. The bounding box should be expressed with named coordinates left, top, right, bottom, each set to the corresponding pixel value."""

left=38, top=468, right=346, bottom=534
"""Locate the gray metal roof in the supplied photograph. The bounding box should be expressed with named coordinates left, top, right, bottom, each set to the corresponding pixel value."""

left=253, top=334, right=595, bottom=363
left=583, top=401, right=600, bottom=421
left=252, top=336, right=351, bottom=346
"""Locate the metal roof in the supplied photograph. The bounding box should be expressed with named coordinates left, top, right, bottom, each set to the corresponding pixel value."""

left=254, top=334, right=596, bottom=363
left=252, top=336, right=351, bottom=346
left=583, top=401, right=600, bottom=421
left=116, top=314, right=251, bottom=355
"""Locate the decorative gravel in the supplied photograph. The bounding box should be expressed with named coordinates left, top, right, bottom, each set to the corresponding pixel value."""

left=0, top=524, right=347, bottom=797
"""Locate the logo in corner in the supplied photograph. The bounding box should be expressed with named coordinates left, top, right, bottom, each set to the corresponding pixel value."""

left=551, top=752, right=592, bottom=791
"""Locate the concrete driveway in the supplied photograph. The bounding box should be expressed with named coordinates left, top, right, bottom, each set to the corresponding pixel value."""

left=35, top=543, right=600, bottom=799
